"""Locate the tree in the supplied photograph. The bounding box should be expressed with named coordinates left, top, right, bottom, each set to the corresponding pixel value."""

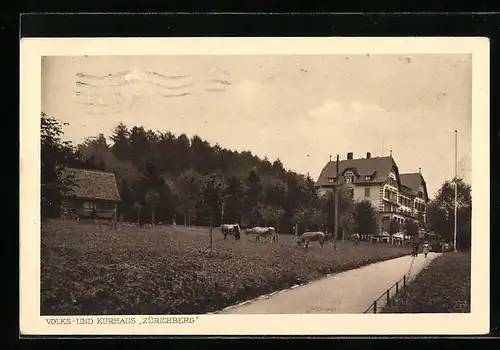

left=223, top=176, right=245, bottom=224
left=323, top=185, right=355, bottom=239
left=77, top=133, right=111, bottom=170
left=272, top=158, right=286, bottom=177
left=40, top=112, right=76, bottom=218
left=133, top=201, right=143, bottom=226
left=282, top=173, right=305, bottom=236
left=388, top=219, right=401, bottom=235
left=145, top=189, right=160, bottom=226
left=297, top=177, right=318, bottom=231
left=200, top=173, right=224, bottom=247
left=110, top=122, right=130, bottom=161
left=339, top=212, right=356, bottom=240
left=353, top=200, right=378, bottom=236
left=118, top=179, right=134, bottom=221
left=139, top=162, right=171, bottom=226
left=427, top=178, right=472, bottom=250
left=403, top=220, right=419, bottom=237
left=244, top=170, right=263, bottom=226
left=264, top=180, right=288, bottom=231
left=191, top=135, right=215, bottom=175
left=175, top=169, right=202, bottom=226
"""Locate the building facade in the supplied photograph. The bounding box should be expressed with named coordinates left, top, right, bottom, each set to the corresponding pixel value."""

left=61, top=168, right=121, bottom=220
left=315, top=152, right=429, bottom=233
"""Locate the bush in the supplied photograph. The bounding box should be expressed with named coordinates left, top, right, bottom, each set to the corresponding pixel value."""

left=382, top=252, right=470, bottom=313
left=41, top=219, right=412, bottom=315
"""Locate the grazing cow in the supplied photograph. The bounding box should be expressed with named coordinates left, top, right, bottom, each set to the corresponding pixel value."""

left=351, top=233, right=360, bottom=246
left=221, top=224, right=241, bottom=241
left=296, top=231, right=326, bottom=249
left=245, top=226, right=277, bottom=243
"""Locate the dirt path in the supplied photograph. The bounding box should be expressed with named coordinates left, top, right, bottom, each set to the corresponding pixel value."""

left=217, top=252, right=441, bottom=314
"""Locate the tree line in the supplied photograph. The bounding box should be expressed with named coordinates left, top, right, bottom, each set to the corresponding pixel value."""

left=426, top=178, right=472, bottom=250
left=41, top=112, right=472, bottom=249
left=41, top=112, right=381, bottom=236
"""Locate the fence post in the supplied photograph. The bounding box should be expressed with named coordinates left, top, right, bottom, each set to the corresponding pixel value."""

left=386, top=289, right=390, bottom=306
left=373, top=300, right=377, bottom=314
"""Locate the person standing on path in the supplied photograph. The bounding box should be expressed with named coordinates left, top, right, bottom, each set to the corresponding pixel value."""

left=411, top=236, right=419, bottom=257
left=422, top=241, right=430, bottom=258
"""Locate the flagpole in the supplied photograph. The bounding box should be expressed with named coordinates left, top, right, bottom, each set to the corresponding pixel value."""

left=334, top=154, right=339, bottom=250
left=454, top=130, right=458, bottom=253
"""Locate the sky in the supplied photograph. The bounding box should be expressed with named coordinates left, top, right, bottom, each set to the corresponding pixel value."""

left=41, top=54, right=472, bottom=198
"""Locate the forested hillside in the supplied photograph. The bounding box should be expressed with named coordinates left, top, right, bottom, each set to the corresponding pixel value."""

left=42, top=112, right=356, bottom=233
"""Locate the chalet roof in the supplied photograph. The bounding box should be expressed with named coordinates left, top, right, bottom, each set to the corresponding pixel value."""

left=315, top=156, right=397, bottom=187
left=316, top=155, right=429, bottom=201
left=399, top=173, right=422, bottom=192
left=400, top=172, right=428, bottom=199
left=62, top=168, right=121, bottom=202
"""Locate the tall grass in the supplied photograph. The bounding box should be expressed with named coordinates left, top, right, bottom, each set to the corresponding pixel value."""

left=41, top=219, right=412, bottom=315
left=382, top=252, right=471, bottom=313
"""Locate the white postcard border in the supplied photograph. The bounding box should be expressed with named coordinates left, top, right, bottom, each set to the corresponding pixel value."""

left=20, top=37, right=490, bottom=336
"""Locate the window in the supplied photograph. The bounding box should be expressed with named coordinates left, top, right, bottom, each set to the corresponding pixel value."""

left=364, top=187, right=370, bottom=198
left=328, top=177, right=335, bottom=183
left=84, top=201, right=96, bottom=210
left=387, top=177, right=398, bottom=188
left=365, top=176, right=371, bottom=181
left=345, top=176, right=353, bottom=183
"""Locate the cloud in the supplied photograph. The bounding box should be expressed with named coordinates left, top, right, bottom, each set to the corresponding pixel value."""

left=308, top=101, right=344, bottom=121
left=229, top=79, right=266, bottom=106
left=308, top=100, right=387, bottom=125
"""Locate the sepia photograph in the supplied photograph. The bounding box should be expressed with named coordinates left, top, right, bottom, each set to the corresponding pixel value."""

left=20, top=37, right=489, bottom=335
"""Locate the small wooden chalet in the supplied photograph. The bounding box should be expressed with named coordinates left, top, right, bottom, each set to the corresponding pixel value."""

left=61, top=168, right=121, bottom=221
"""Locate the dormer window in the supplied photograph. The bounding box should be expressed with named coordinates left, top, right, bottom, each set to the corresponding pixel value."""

left=364, top=175, right=371, bottom=181
left=328, top=177, right=335, bottom=183
left=345, top=176, right=353, bottom=183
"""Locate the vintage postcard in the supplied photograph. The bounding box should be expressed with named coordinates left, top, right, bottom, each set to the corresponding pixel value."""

left=20, top=37, right=490, bottom=336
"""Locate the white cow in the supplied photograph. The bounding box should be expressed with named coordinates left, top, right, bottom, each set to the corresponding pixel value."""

left=245, top=226, right=277, bottom=243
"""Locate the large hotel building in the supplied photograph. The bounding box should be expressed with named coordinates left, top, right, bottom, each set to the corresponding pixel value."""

left=315, top=151, right=429, bottom=232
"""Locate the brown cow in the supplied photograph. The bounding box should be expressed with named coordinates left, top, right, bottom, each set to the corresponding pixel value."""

left=296, top=231, right=326, bottom=249
left=221, top=223, right=241, bottom=241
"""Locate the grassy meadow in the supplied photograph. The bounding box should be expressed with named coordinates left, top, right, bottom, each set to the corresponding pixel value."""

left=41, top=219, right=413, bottom=315
left=382, top=252, right=471, bottom=313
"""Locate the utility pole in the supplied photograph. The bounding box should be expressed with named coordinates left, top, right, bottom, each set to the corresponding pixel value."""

left=221, top=175, right=225, bottom=226
left=209, top=213, right=213, bottom=248
left=221, top=201, right=224, bottom=225
left=454, top=130, right=458, bottom=253
left=334, top=154, right=339, bottom=250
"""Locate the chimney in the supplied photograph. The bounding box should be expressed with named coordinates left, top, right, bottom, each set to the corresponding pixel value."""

left=347, top=152, right=353, bottom=160
left=390, top=149, right=393, bottom=157
left=366, top=152, right=371, bottom=159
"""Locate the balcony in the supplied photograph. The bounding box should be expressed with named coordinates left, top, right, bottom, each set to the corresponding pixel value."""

left=379, top=210, right=417, bottom=220
left=382, top=197, right=399, bottom=206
